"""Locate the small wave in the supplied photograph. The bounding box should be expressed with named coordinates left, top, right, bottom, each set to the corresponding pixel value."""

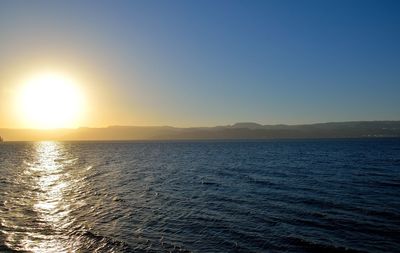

left=69, top=230, right=132, bottom=252
left=67, top=158, right=79, bottom=163
left=201, top=180, right=219, bottom=186
left=69, top=230, right=192, bottom=253
left=0, top=244, right=28, bottom=253
left=286, top=236, right=368, bottom=253
left=22, top=160, right=34, bottom=167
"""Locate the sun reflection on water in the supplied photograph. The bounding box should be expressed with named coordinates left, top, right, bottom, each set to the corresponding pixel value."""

left=5, top=142, right=76, bottom=252
left=33, top=142, right=69, bottom=221
left=1, top=142, right=128, bottom=253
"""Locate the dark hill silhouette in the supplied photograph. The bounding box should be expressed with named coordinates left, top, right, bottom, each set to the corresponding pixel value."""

left=230, top=122, right=265, bottom=129
left=1, top=121, right=400, bottom=141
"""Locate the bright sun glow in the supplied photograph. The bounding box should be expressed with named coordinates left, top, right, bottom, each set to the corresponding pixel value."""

left=18, top=72, right=84, bottom=129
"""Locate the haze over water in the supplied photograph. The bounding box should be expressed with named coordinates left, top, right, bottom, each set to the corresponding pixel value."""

left=1, top=139, right=399, bottom=252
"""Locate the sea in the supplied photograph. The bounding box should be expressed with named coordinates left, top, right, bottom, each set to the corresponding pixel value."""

left=0, top=139, right=399, bottom=253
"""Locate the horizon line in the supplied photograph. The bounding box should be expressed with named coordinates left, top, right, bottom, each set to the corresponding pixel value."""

left=1, top=119, right=400, bottom=131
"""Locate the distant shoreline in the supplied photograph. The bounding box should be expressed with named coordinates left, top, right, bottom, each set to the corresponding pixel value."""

left=2, top=137, right=400, bottom=144
left=1, top=120, right=400, bottom=142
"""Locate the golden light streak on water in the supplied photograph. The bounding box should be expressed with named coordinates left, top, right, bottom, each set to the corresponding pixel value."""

left=5, top=142, right=74, bottom=253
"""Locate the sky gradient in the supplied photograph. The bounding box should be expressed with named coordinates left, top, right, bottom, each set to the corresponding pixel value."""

left=1, top=0, right=399, bottom=128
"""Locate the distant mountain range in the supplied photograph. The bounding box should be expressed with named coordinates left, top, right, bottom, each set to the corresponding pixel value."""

left=1, top=121, right=400, bottom=141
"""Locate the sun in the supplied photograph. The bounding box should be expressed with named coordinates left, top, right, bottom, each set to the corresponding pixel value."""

left=17, top=72, right=85, bottom=129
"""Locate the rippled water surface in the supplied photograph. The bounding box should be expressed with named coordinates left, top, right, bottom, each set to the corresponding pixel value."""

left=0, top=139, right=399, bottom=252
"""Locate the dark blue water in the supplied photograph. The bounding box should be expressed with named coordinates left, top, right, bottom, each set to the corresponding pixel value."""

left=0, top=139, right=399, bottom=252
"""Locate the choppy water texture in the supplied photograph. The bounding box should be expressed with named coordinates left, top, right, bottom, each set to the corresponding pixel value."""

left=0, top=139, right=399, bottom=253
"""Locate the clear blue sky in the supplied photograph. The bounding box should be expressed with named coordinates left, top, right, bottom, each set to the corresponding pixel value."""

left=1, top=0, right=399, bottom=126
